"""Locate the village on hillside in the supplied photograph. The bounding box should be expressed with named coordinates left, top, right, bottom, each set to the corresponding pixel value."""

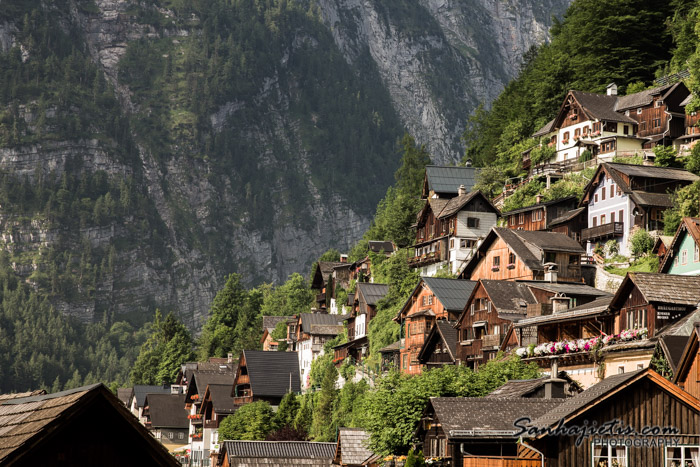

left=2, top=81, right=700, bottom=467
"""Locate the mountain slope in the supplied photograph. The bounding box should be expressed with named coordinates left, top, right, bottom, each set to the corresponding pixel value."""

left=0, top=0, right=569, bottom=328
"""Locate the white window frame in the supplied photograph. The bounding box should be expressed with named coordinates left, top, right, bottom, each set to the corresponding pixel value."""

left=682, top=249, right=688, bottom=265
left=695, top=244, right=699, bottom=263
left=592, top=442, right=628, bottom=466
left=665, top=445, right=700, bottom=466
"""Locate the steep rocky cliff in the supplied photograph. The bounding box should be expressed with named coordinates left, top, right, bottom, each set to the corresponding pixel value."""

left=0, top=0, right=570, bottom=328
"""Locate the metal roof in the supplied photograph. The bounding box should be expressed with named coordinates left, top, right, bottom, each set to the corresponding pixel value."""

left=133, top=384, right=172, bottom=408
left=423, top=277, right=477, bottom=312
left=145, top=393, right=188, bottom=428
left=221, top=440, right=336, bottom=459
left=425, top=165, right=479, bottom=195
left=243, top=350, right=301, bottom=397
left=336, top=428, right=375, bottom=465
left=356, top=283, right=390, bottom=306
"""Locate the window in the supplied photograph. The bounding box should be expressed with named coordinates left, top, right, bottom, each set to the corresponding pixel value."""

left=550, top=135, right=557, bottom=145
left=682, top=249, right=688, bottom=265
left=508, top=252, right=516, bottom=265
left=592, top=217, right=598, bottom=227
left=607, top=122, right=618, bottom=133
left=619, top=209, right=624, bottom=223
left=487, top=301, right=492, bottom=313
left=493, top=256, right=500, bottom=268
left=574, top=128, right=581, bottom=137
left=653, top=118, right=662, bottom=128
left=610, top=185, right=615, bottom=198
left=583, top=126, right=590, bottom=135
left=544, top=252, right=557, bottom=264
left=450, top=238, right=454, bottom=249
left=600, top=140, right=616, bottom=153
left=641, top=121, right=647, bottom=131
left=626, top=308, right=647, bottom=329
left=625, top=110, right=630, bottom=116
left=637, top=364, right=644, bottom=370
left=666, top=446, right=700, bottom=466
left=178, top=432, right=184, bottom=440
left=655, top=100, right=662, bottom=108
left=470, top=303, right=475, bottom=316
left=510, top=215, right=516, bottom=226
left=675, top=255, right=680, bottom=267
left=168, top=432, right=174, bottom=440
left=601, top=214, right=606, bottom=225
left=637, top=108, right=643, bottom=114
left=493, top=325, right=499, bottom=335
left=593, top=122, right=601, bottom=133
left=402, top=354, right=408, bottom=369
left=601, top=188, right=606, bottom=201
left=593, top=443, right=628, bottom=466
left=532, top=209, right=543, bottom=222
left=618, top=366, right=625, bottom=374
left=569, top=255, right=579, bottom=265
left=594, top=194, right=598, bottom=203
left=623, top=125, right=629, bottom=135
left=467, top=217, right=480, bottom=228
left=563, top=131, right=570, bottom=142
left=518, top=213, right=524, bottom=224
left=461, top=239, right=475, bottom=249
left=695, top=244, right=699, bottom=262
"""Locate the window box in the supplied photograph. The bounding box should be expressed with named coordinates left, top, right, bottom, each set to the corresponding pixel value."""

left=593, top=130, right=601, bottom=136
left=491, top=266, right=500, bottom=272
left=506, top=263, right=515, bottom=270
left=562, top=139, right=569, bottom=144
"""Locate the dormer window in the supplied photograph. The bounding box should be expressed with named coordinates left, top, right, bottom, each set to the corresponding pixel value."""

left=655, top=100, right=662, bottom=108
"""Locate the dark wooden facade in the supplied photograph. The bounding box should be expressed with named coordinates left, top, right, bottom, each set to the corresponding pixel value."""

left=673, top=325, right=700, bottom=400
left=621, top=83, right=688, bottom=146
left=504, top=198, right=578, bottom=232
left=528, top=370, right=700, bottom=467
left=550, top=208, right=587, bottom=245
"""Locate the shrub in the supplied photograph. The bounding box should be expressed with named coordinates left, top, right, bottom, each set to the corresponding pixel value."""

left=604, top=240, right=619, bottom=257
left=579, top=149, right=592, bottom=162
left=630, top=229, right=654, bottom=256
left=530, top=145, right=556, bottom=166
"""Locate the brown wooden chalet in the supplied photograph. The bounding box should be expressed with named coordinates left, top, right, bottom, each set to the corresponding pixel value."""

left=502, top=196, right=578, bottom=232
left=411, top=189, right=499, bottom=275
left=609, top=272, right=700, bottom=338
left=417, top=320, right=459, bottom=368
left=524, top=368, right=700, bottom=467
left=579, top=163, right=699, bottom=256
left=378, top=340, right=401, bottom=371
left=232, top=350, right=300, bottom=407
left=414, top=397, right=561, bottom=467
left=653, top=235, right=674, bottom=260
left=394, top=277, right=476, bottom=375
left=199, top=383, right=236, bottom=439
left=548, top=207, right=587, bottom=244
left=333, top=427, right=380, bottom=466
left=677, top=92, right=700, bottom=152
left=459, top=228, right=588, bottom=284
left=143, top=393, right=188, bottom=447
left=422, top=165, right=479, bottom=199
left=674, top=322, right=700, bottom=400
left=333, top=282, right=389, bottom=366
left=0, top=383, right=180, bottom=466
left=311, top=260, right=347, bottom=310
left=261, top=316, right=290, bottom=351
left=218, top=440, right=336, bottom=467
left=455, top=280, right=535, bottom=368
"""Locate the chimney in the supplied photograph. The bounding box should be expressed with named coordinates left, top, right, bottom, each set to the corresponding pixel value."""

left=544, top=263, right=558, bottom=283
left=465, top=158, right=473, bottom=168
left=606, top=83, right=617, bottom=96
left=458, top=184, right=467, bottom=196
left=340, top=254, right=348, bottom=263
left=536, top=194, right=543, bottom=204
left=227, top=352, right=233, bottom=363
left=544, top=358, right=567, bottom=399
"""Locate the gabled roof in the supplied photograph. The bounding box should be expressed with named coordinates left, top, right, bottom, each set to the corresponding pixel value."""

left=202, top=383, right=236, bottom=415
left=548, top=207, right=587, bottom=227
left=437, top=190, right=499, bottom=219
left=0, top=384, right=179, bottom=466
left=501, top=196, right=576, bottom=217
left=514, top=296, right=613, bottom=328
left=673, top=323, right=700, bottom=385
left=117, top=387, right=132, bottom=406
left=145, top=393, right=188, bottom=429
left=418, top=320, right=459, bottom=363
left=422, top=277, right=478, bottom=312
left=423, top=165, right=479, bottom=197
left=191, top=371, right=236, bottom=400
left=523, top=282, right=611, bottom=298
left=427, top=397, right=562, bottom=438
left=263, top=316, right=291, bottom=332
left=368, top=240, right=396, bottom=254
left=481, top=280, right=538, bottom=315
left=356, top=283, right=390, bottom=307
left=564, top=91, right=637, bottom=125
left=607, top=162, right=700, bottom=181
left=615, top=82, right=680, bottom=111
left=485, top=373, right=582, bottom=399
left=133, top=384, right=171, bottom=408
left=335, top=428, right=375, bottom=466
left=300, top=313, right=348, bottom=335
left=220, top=440, right=336, bottom=462
left=528, top=369, right=700, bottom=437
left=659, top=217, right=700, bottom=272
left=658, top=335, right=692, bottom=374
left=241, top=350, right=301, bottom=397
left=0, top=390, right=46, bottom=403
left=378, top=340, right=401, bottom=353
left=609, top=272, right=700, bottom=310
left=532, top=118, right=556, bottom=137
left=312, top=261, right=345, bottom=289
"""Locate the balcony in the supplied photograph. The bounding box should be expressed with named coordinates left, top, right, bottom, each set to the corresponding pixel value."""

left=581, top=222, right=624, bottom=242
left=233, top=395, right=253, bottom=405
left=203, top=419, right=219, bottom=429
left=481, top=333, right=503, bottom=349
left=408, top=250, right=444, bottom=268
left=311, top=342, right=323, bottom=352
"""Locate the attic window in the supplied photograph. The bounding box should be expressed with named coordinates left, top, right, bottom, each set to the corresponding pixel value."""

left=467, top=217, right=480, bottom=228
left=655, top=100, right=662, bottom=107
left=625, top=110, right=630, bottom=116
left=637, top=108, right=643, bottom=114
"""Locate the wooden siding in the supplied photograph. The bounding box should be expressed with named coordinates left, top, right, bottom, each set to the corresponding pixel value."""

left=468, top=237, right=539, bottom=282
left=463, top=458, right=540, bottom=467
left=535, top=378, right=700, bottom=467
left=456, top=210, right=497, bottom=238
left=628, top=103, right=669, bottom=139
left=506, top=207, right=547, bottom=231
left=677, top=337, right=700, bottom=400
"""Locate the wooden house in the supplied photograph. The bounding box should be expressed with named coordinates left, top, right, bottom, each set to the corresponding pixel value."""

left=502, top=196, right=578, bottom=231
left=394, top=277, right=476, bottom=375
left=549, top=207, right=588, bottom=245
left=659, top=217, right=700, bottom=275
left=459, top=228, right=587, bottom=283
left=414, top=397, right=560, bottom=467
left=232, top=350, right=300, bottom=406
left=143, top=393, right=188, bottom=449
left=454, top=280, right=536, bottom=368
left=333, top=283, right=389, bottom=367
left=411, top=189, right=499, bottom=276
left=218, top=440, right=336, bottom=467
left=129, top=384, right=172, bottom=425
left=674, top=322, right=700, bottom=400
left=292, top=313, right=347, bottom=388
left=652, top=235, right=674, bottom=260
left=378, top=340, right=401, bottom=372
left=422, top=165, right=479, bottom=199
left=333, top=428, right=380, bottom=466
left=579, top=162, right=699, bottom=256
left=0, top=384, right=179, bottom=466
left=117, top=387, right=132, bottom=406
left=417, top=320, right=459, bottom=368
left=311, top=261, right=346, bottom=311
left=676, top=92, right=700, bottom=153
left=261, top=316, right=290, bottom=351
left=524, top=368, right=700, bottom=467
left=199, top=384, right=237, bottom=463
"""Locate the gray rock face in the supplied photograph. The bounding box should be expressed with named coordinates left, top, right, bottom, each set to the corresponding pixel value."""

left=0, top=0, right=570, bottom=328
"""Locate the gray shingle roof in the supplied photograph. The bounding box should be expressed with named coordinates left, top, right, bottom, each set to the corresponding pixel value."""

left=437, top=191, right=499, bottom=219
left=117, top=388, right=132, bottom=406
left=429, top=397, right=562, bottom=437
left=613, top=273, right=700, bottom=307
left=629, top=191, right=674, bottom=208
left=133, top=385, right=172, bottom=408
left=356, top=283, right=390, bottom=306
left=300, top=313, right=349, bottom=334
left=549, top=207, right=587, bottom=227
left=368, top=241, right=396, bottom=254
left=524, top=282, right=611, bottom=298
left=529, top=369, right=645, bottom=432
left=423, top=277, right=478, bottom=312
left=533, top=118, right=556, bottom=137
left=615, top=83, right=676, bottom=111
left=221, top=440, right=336, bottom=459
left=481, top=280, right=537, bottom=315
left=607, top=162, right=700, bottom=182
left=145, top=393, right=188, bottom=428
left=243, top=350, right=301, bottom=397
left=419, top=320, right=459, bottom=363
left=570, top=91, right=637, bottom=124
left=379, top=340, right=401, bottom=353
left=206, top=384, right=236, bottom=414
left=194, top=372, right=236, bottom=399
left=488, top=229, right=584, bottom=273
left=337, top=428, right=374, bottom=465
left=515, top=296, right=612, bottom=328
left=425, top=165, right=479, bottom=195
left=263, top=316, right=291, bottom=332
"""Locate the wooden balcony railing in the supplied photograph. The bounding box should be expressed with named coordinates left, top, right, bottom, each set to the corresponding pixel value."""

left=463, top=457, right=541, bottom=467
left=481, top=334, right=502, bottom=349
left=581, top=222, right=624, bottom=241
left=233, top=395, right=253, bottom=405
left=203, top=419, right=219, bottom=429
